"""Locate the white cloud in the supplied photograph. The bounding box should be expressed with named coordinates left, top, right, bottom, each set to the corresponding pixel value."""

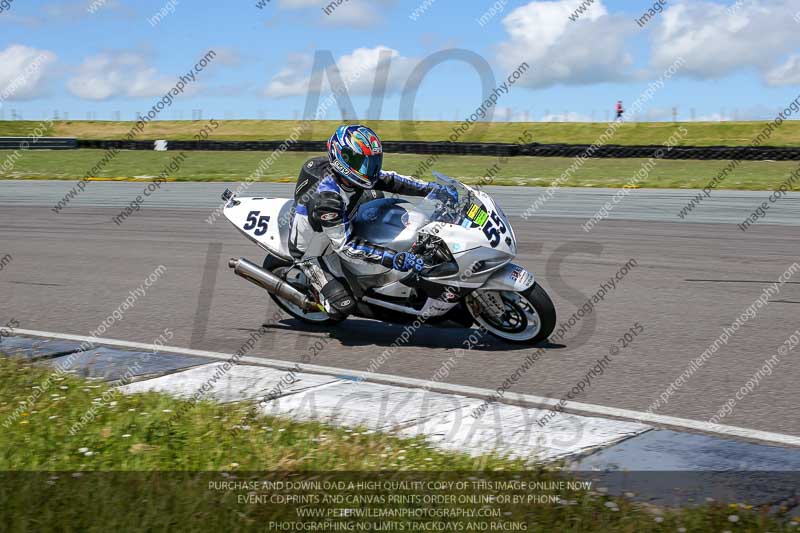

left=205, top=83, right=255, bottom=98
left=493, top=107, right=537, bottom=122
left=210, top=47, right=242, bottom=67
left=318, top=0, right=382, bottom=27
left=541, top=111, right=592, bottom=122
left=0, top=45, right=57, bottom=101
left=277, top=0, right=320, bottom=6
left=19, top=1, right=136, bottom=22
left=67, top=51, right=176, bottom=100
left=764, top=55, right=800, bottom=87
left=651, top=0, right=800, bottom=83
left=0, top=13, right=42, bottom=27
left=265, top=46, right=417, bottom=98
left=693, top=113, right=726, bottom=122
left=277, top=0, right=395, bottom=27
left=265, top=53, right=314, bottom=98
left=496, top=0, right=633, bottom=88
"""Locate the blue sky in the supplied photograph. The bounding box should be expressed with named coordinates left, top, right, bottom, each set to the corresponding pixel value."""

left=1, top=0, right=799, bottom=123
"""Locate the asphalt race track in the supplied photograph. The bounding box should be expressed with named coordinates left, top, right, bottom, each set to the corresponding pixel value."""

left=2, top=180, right=799, bottom=438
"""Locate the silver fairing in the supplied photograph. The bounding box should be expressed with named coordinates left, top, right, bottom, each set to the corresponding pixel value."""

left=351, top=198, right=429, bottom=250
left=347, top=195, right=515, bottom=292
left=346, top=198, right=430, bottom=278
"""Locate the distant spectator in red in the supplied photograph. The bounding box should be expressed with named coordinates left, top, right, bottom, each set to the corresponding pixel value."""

left=616, top=100, right=624, bottom=121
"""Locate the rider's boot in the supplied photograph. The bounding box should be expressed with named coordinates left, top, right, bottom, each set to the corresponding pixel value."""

left=296, top=257, right=355, bottom=320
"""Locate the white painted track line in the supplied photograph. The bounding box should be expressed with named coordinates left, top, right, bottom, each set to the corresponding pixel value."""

left=13, top=327, right=800, bottom=448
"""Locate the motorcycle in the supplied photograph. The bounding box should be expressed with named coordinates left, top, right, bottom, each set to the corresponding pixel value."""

left=221, top=172, right=556, bottom=345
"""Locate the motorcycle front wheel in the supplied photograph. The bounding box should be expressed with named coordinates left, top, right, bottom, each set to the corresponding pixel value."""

left=466, top=284, right=556, bottom=345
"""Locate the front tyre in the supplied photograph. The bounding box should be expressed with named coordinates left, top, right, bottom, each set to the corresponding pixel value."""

left=466, top=284, right=556, bottom=345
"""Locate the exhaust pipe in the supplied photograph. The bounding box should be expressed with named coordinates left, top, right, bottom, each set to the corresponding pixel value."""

left=228, top=257, right=318, bottom=312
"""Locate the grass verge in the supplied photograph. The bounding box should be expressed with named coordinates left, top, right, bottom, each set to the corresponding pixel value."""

left=3, top=119, right=800, bottom=146
left=0, top=357, right=795, bottom=532
left=1, top=149, right=799, bottom=191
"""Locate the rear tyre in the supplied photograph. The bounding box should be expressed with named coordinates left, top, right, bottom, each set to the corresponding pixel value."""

left=267, top=264, right=344, bottom=326
left=467, top=283, right=556, bottom=345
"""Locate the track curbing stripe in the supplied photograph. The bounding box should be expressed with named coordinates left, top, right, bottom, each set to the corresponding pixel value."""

left=12, top=328, right=800, bottom=448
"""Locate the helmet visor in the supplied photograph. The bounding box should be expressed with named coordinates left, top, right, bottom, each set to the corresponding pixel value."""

left=343, top=149, right=383, bottom=180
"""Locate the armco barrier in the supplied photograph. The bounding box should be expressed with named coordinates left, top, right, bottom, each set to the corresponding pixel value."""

left=11, top=138, right=800, bottom=161
left=0, top=137, right=77, bottom=150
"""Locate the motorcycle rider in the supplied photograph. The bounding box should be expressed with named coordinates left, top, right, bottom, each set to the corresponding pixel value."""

left=289, top=124, right=440, bottom=320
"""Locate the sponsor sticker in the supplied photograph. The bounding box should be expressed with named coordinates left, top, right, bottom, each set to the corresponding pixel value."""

left=464, top=203, right=489, bottom=227
left=369, top=135, right=382, bottom=154
left=474, top=210, right=489, bottom=227
left=509, top=266, right=533, bottom=288
left=331, top=159, right=350, bottom=175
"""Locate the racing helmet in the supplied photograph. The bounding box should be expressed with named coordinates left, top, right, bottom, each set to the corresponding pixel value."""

left=327, top=125, right=383, bottom=189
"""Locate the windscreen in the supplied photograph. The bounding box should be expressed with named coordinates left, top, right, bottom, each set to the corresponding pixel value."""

left=414, top=172, right=478, bottom=225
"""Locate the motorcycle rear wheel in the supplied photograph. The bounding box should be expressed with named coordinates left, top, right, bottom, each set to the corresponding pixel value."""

left=466, top=284, right=556, bottom=345
left=265, top=261, right=344, bottom=325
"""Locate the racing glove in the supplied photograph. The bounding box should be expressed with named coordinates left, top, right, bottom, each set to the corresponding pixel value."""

left=381, top=251, right=425, bottom=273
left=430, top=182, right=459, bottom=203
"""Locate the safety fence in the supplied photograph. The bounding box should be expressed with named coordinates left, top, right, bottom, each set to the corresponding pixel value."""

left=2, top=137, right=800, bottom=160
left=0, top=137, right=77, bottom=150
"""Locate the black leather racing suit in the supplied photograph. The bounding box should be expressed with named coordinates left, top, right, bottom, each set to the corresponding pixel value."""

left=288, top=156, right=434, bottom=318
